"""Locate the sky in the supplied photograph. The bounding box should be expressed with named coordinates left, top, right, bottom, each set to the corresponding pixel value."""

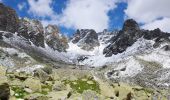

left=1, top=0, right=170, bottom=36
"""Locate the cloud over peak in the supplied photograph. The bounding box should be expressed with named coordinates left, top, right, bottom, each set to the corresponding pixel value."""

left=26, top=0, right=121, bottom=32
left=28, top=0, right=54, bottom=17
left=125, top=0, right=170, bottom=32
left=59, top=0, right=119, bottom=32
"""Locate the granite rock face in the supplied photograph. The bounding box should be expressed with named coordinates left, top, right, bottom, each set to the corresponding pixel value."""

left=18, top=18, right=45, bottom=47
left=0, top=3, right=19, bottom=33
left=72, top=29, right=99, bottom=51
left=103, top=19, right=170, bottom=57
left=45, top=25, right=68, bottom=52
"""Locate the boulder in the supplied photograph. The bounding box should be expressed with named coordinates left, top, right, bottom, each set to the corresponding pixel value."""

left=24, top=78, right=42, bottom=92
left=33, top=69, right=50, bottom=82
left=0, top=66, right=9, bottom=100
left=0, top=3, right=19, bottom=33
left=52, top=81, right=67, bottom=91
left=24, top=93, right=48, bottom=100
left=0, top=83, right=10, bottom=100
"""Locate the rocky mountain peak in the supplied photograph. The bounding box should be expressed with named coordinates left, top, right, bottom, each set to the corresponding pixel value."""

left=122, top=19, right=140, bottom=31
left=71, top=29, right=99, bottom=51
left=45, top=25, right=60, bottom=37
left=0, top=3, right=19, bottom=33
left=18, top=18, right=45, bottom=47
left=45, top=24, right=69, bottom=52
left=103, top=19, right=170, bottom=57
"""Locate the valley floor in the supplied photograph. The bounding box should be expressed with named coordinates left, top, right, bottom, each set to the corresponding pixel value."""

left=0, top=65, right=169, bottom=100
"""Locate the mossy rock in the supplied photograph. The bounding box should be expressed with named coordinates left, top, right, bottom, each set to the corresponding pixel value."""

left=63, top=78, right=100, bottom=94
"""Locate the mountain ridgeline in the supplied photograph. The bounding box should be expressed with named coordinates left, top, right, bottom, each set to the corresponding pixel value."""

left=1, top=3, right=170, bottom=58
left=1, top=3, right=170, bottom=100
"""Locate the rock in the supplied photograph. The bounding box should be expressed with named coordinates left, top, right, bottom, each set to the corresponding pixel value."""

left=24, top=93, right=48, bottom=100
left=0, top=83, right=10, bottom=100
left=34, top=69, right=50, bottom=82
left=13, top=72, right=29, bottom=81
left=24, top=78, right=42, bottom=92
left=0, top=66, right=6, bottom=76
left=0, top=3, right=19, bottom=33
left=161, top=45, right=170, bottom=51
left=24, top=88, right=33, bottom=94
left=41, top=67, right=53, bottom=75
left=52, top=81, right=67, bottom=91
left=18, top=18, right=45, bottom=47
left=82, top=90, right=100, bottom=100
left=103, top=19, right=170, bottom=57
left=0, top=66, right=8, bottom=84
left=45, top=25, right=68, bottom=52
left=72, top=29, right=100, bottom=51
left=47, top=90, right=71, bottom=100
left=122, top=19, right=140, bottom=31
left=77, top=55, right=88, bottom=62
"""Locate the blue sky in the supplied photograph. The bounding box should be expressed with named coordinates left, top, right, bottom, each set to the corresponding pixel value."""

left=1, top=0, right=170, bottom=35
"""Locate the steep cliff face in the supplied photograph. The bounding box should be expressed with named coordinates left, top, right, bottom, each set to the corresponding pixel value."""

left=71, top=29, right=100, bottom=51
left=103, top=19, right=170, bottom=57
left=45, top=25, right=69, bottom=52
left=0, top=3, right=19, bottom=33
left=18, top=18, right=45, bottom=47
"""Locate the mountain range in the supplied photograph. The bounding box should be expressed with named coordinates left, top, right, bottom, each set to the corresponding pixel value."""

left=0, top=3, right=170, bottom=100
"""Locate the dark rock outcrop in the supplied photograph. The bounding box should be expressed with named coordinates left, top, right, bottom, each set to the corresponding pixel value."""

left=18, top=18, right=45, bottom=47
left=45, top=25, right=68, bottom=52
left=103, top=19, right=170, bottom=57
left=72, top=29, right=99, bottom=51
left=0, top=83, right=10, bottom=100
left=0, top=3, right=19, bottom=33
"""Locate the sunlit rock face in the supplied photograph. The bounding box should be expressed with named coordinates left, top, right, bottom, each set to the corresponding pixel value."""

left=18, top=18, right=45, bottom=47
left=71, top=29, right=100, bottom=51
left=0, top=3, right=19, bottom=33
left=45, top=25, right=69, bottom=52
left=103, top=19, right=170, bottom=57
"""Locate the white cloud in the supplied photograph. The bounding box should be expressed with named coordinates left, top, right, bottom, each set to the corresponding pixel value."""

left=59, top=0, right=119, bottom=32
left=27, top=0, right=54, bottom=17
left=142, top=18, right=170, bottom=32
left=125, top=0, right=170, bottom=32
left=26, top=0, right=123, bottom=32
left=18, top=2, right=26, bottom=11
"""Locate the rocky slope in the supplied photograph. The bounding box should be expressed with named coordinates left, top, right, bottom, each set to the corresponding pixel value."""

left=0, top=2, right=170, bottom=100
left=71, top=29, right=100, bottom=51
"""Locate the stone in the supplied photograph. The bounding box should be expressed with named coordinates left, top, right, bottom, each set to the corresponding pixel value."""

left=0, top=83, right=10, bottom=100
left=24, top=78, right=42, bottom=92
left=82, top=90, right=100, bottom=100
left=34, top=69, right=50, bottom=82
left=52, top=81, right=67, bottom=91
left=24, top=93, right=48, bottom=100
left=47, top=90, right=70, bottom=100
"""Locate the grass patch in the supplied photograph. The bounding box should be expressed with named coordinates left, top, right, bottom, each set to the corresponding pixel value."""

left=63, top=78, right=100, bottom=94
left=133, top=87, right=154, bottom=95
left=11, top=86, right=29, bottom=99
left=39, top=84, right=53, bottom=95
